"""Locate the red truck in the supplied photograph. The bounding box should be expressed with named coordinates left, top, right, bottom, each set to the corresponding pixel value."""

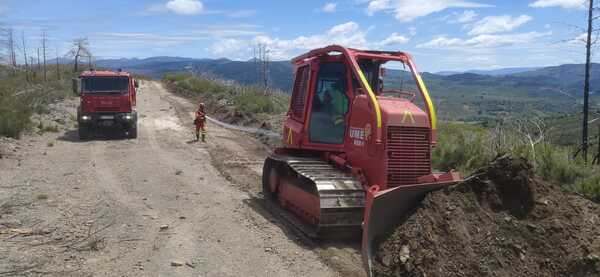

left=73, top=69, right=138, bottom=139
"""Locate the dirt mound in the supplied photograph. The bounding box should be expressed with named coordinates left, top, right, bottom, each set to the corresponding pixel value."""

left=375, top=155, right=600, bottom=277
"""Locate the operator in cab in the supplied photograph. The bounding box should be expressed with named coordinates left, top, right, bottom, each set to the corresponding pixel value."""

left=309, top=82, right=348, bottom=144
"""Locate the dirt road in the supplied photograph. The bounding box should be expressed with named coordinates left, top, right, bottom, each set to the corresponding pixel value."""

left=0, top=81, right=352, bottom=276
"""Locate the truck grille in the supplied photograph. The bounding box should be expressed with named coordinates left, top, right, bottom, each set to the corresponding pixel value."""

left=96, top=107, right=120, bottom=112
left=387, top=126, right=431, bottom=187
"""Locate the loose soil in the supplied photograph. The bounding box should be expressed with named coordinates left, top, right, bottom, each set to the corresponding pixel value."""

left=0, top=81, right=338, bottom=277
left=375, top=155, right=600, bottom=277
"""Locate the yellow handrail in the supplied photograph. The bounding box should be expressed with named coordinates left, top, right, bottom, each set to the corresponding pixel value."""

left=356, top=69, right=383, bottom=130
left=413, top=71, right=437, bottom=130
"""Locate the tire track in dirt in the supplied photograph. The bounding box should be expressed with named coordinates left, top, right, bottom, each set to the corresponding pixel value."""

left=1, top=80, right=337, bottom=277
left=159, top=81, right=367, bottom=277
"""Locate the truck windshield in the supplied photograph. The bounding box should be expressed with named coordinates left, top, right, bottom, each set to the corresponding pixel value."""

left=82, top=77, right=129, bottom=94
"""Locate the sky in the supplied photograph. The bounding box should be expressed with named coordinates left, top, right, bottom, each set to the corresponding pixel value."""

left=0, top=0, right=594, bottom=72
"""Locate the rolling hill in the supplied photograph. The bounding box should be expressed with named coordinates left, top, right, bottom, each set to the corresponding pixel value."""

left=95, top=57, right=597, bottom=122
left=436, top=67, right=541, bottom=76
left=96, top=57, right=294, bottom=90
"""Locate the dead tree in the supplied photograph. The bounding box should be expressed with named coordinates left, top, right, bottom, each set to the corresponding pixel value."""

left=41, top=31, right=48, bottom=82
left=21, top=31, right=29, bottom=82
left=55, top=48, right=60, bottom=80
left=6, top=28, right=17, bottom=74
left=88, top=54, right=93, bottom=69
left=30, top=57, right=36, bottom=79
left=253, top=43, right=270, bottom=90
left=68, top=38, right=91, bottom=72
left=581, top=0, right=594, bottom=162
left=36, top=47, right=40, bottom=79
left=513, top=118, right=546, bottom=165
left=0, top=25, right=5, bottom=65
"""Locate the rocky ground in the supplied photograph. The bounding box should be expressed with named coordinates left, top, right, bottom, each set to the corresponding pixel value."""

left=374, top=155, right=600, bottom=277
left=0, top=81, right=344, bottom=276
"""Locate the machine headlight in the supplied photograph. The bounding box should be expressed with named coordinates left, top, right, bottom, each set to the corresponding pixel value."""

left=124, top=114, right=133, bottom=120
left=81, top=115, right=91, bottom=121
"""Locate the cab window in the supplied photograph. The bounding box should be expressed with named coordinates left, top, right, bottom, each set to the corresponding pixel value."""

left=308, top=62, right=349, bottom=144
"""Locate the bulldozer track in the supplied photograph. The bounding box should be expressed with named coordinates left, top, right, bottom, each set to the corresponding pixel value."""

left=258, top=193, right=319, bottom=247
left=267, top=155, right=365, bottom=239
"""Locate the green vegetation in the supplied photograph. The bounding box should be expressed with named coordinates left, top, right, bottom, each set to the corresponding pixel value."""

left=163, top=73, right=289, bottom=119
left=162, top=72, right=600, bottom=200
left=0, top=65, right=77, bottom=138
left=433, top=122, right=600, bottom=201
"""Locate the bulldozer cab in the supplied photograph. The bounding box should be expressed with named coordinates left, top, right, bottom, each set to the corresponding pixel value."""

left=290, top=52, right=426, bottom=151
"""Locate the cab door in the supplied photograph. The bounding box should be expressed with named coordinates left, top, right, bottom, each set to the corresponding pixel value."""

left=283, top=65, right=311, bottom=147
left=307, top=62, right=350, bottom=145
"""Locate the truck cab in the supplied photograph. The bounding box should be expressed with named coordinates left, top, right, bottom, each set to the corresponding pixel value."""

left=73, top=69, right=138, bottom=139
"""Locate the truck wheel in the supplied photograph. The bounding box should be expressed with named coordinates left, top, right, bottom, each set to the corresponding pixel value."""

left=78, top=126, right=90, bottom=140
left=128, top=126, right=138, bottom=139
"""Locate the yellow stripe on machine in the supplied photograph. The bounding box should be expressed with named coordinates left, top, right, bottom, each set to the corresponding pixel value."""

left=287, top=127, right=293, bottom=145
left=414, top=73, right=437, bottom=130
left=402, top=110, right=415, bottom=124
left=357, top=70, right=382, bottom=129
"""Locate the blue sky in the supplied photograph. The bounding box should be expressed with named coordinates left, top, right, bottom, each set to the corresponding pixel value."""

left=0, top=0, right=593, bottom=72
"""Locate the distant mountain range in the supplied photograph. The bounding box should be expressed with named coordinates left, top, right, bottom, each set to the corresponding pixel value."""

left=93, top=56, right=599, bottom=122
left=435, top=67, right=542, bottom=76
left=95, top=57, right=294, bottom=90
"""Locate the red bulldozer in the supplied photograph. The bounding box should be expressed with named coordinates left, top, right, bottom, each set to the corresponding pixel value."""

left=261, top=45, right=461, bottom=276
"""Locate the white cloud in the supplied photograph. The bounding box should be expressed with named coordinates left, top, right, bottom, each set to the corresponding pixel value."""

left=322, top=2, right=338, bottom=13
left=569, top=33, right=593, bottom=44
left=328, top=21, right=360, bottom=36
left=208, top=22, right=419, bottom=59
left=210, top=38, right=248, bottom=56
left=228, top=9, right=257, bottom=18
left=469, top=15, right=532, bottom=35
left=418, top=32, right=551, bottom=48
left=452, top=10, right=478, bottom=23
left=379, top=33, right=410, bottom=46
left=191, top=28, right=263, bottom=38
left=529, top=0, right=586, bottom=9
left=367, top=0, right=391, bottom=15
left=166, top=0, right=204, bottom=15
left=210, top=21, right=407, bottom=59
left=93, top=32, right=208, bottom=46
left=365, top=0, right=492, bottom=22
left=143, top=3, right=168, bottom=14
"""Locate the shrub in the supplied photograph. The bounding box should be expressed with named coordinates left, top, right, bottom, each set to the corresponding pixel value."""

left=433, top=122, right=600, bottom=201
left=0, top=66, right=76, bottom=138
left=163, top=73, right=288, bottom=117
left=0, top=95, right=32, bottom=138
left=576, top=175, right=600, bottom=202
left=432, top=123, right=494, bottom=175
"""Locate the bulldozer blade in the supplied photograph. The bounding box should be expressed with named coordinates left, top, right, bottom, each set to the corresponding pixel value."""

left=361, top=181, right=457, bottom=277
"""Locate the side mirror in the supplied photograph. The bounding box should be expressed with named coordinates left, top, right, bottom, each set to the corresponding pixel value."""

left=72, top=78, right=81, bottom=95
left=134, top=80, right=139, bottom=88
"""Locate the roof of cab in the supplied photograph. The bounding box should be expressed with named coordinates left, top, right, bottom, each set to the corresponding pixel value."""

left=80, top=70, right=131, bottom=77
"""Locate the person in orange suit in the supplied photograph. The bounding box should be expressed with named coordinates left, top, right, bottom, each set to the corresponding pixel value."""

left=194, top=102, right=207, bottom=142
